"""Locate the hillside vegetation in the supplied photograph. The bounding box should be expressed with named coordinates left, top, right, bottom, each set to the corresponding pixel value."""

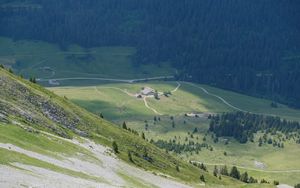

left=0, top=67, right=244, bottom=187
left=50, top=81, right=300, bottom=186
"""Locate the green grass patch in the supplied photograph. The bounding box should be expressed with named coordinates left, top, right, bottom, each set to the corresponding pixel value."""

left=0, top=123, right=100, bottom=163
left=117, top=171, right=159, bottom=188
left=0, top=37, right=175, bottom=81
left=0, top=148, right=106, bottom=183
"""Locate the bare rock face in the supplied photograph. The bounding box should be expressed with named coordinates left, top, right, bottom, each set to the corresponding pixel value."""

left=0, top=110, right=9, bottom=123
left=41, top=100, right=80, bottom=129
left=0, top=72, right=86, bottom=138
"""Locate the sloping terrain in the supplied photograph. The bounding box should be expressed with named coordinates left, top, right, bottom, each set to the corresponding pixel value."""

left=49, top=81, right=300, bottom=186
left=0, top=67, right=240, bottom=187
left=0, top=124, right=191, bottom=188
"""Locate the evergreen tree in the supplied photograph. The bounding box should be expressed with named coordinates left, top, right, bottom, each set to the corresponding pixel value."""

left=213, top=166, right=218, bottom=177
left=258, top=137, right=263, bottom=147
left=230, top=166, right=240, bottom=180
left=267, top=138, right=273, bottom=144
left=220, top=166, right=229, bottom=176
left=172, top=121, right=175, bottom=128
left=248, top=176, right=257, bottom=183
left=29, top=76, right=36, bottom=83
left=193, top=128, right=198, bottom=133
left=200, top=163, right=208, bottom=172
left=200, top=175, right=205, bottom=182
left=122, top=121, right=127, bottom=130
left=260, top=179, right=269, bottom=184
left=240, top=172, right=248, bottom=183
left=128, top=151, right=133, bottom=162
left=112, top=141, right=118, bottom=153
left=154, top=91, right=159, bottom=100
left=176, top=165, right=180, bottom=172
left=141, top=132, right=146, bottom=140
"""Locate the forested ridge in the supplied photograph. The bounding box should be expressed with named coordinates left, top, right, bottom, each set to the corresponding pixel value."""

left=1, top=0, right=300, bottom=107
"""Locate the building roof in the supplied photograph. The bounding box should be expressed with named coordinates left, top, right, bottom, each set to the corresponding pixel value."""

left=141, top=87, right=155, bottom=95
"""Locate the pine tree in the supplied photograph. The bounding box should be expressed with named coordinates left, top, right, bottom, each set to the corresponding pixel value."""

left=128, top=151, right=133, bottom=162
left=230, top=166, right=240, bottom=180
left=145, top=123, right=148, bottom=130
left=258, top=137, right=263, bottom=147
left=213, top=166, right=218, bottom=177
left=200, top=163, right=207, bottom=172
left=176, top=165, right=180, bottom=172
left=240, top=172, right=248, bottom=183
left=248, top=176, right=257, bottom=183
left=154, top=91, right=159, bottom=100
left=200, top=175, right=205, bottom=182
left=122, top=121, right=127, bottom=130
left=267, top=138, right=273, bottom=144
left=193, top=128, right=198, bottom=133
left=220, top=165, right=229, bottom=176
left=29, top=76, right=36, bottom=83
left=112, top=141, right=119, bottom=153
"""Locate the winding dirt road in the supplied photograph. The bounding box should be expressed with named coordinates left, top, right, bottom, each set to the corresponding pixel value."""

left=38, top=76, right=175, bottom=83
left=183, top=82, right=247, bottom=112
left=93, top=81, right=181, bottom=116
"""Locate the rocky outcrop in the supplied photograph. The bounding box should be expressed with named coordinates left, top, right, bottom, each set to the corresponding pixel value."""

left=0, top=72, right=86, bottom=138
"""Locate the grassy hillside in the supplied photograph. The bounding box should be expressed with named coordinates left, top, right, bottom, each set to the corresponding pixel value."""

left=49, top=81, right=300, bottom=186
left=0, top=67, right=243, bottom=187
left=196, top=84, right=300, bottom=122
left=0, top=37, right=174, bottom=80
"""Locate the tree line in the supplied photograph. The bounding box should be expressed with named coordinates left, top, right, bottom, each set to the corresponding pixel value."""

left=1, top=0, right=300, bottom=107
left=152, top=139, right=211, bottom=154
left=209, top=112, right=300, bottom=143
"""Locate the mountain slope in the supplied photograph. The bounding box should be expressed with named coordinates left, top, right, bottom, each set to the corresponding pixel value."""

left=0, top=67, right=239, bottom=187
left=1, top=0, right=299, bottom=107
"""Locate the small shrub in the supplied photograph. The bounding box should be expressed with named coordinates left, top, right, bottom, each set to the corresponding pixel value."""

left=112, top=141, right=119, bottom=153
left=200, top=175, right=205, bottom=182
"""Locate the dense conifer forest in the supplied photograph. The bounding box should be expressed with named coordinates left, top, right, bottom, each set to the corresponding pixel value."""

left=1, top=0, right=300, bottom=107
left=209, top=112, right=300, bottom=143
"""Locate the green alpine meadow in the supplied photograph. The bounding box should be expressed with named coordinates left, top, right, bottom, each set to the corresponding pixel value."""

left=0, top=1, right=300, bottom=188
